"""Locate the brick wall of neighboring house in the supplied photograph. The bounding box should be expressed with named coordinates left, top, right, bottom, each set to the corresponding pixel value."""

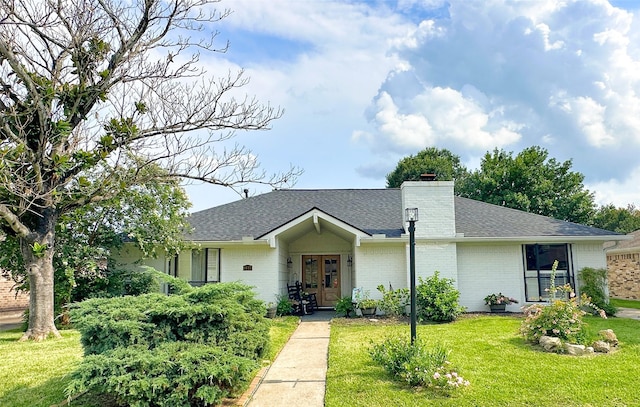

left=606, top=230, right=640, bottom=301
left=0, top=275, right=29, bottom=312
left=607, top=252, right=640, bottom=300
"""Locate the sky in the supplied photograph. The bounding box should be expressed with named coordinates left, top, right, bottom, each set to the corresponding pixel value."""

left=184, top=0, right=640, bottom=213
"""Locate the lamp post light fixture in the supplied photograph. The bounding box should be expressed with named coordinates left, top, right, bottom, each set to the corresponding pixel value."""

left=405, top=207, right=418, bottom=345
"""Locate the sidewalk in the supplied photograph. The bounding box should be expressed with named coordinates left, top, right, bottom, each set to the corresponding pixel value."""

left=246, top=312, right=332, bottom=407
left=616, top=307, right=640, bottom=320
left=0, top=309, right=25, bottom=331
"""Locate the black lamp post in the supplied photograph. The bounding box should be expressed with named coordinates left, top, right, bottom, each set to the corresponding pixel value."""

left=405, top=207, right=418, bottom=345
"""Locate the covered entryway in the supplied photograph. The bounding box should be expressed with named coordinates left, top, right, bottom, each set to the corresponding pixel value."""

left=302, top=255, right=340, bottom=307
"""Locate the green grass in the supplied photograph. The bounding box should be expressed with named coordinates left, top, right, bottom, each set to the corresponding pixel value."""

left=266, top=316, right=300, bottom=360
left=611, top=298, right=640, bottom=310
left=326, top=315, right=640, bottom=407
left=5, top=315, right=638, bottom=407
left=0, top=329, right=83, bottom=407
left=0, top=316, right=300, bottom=407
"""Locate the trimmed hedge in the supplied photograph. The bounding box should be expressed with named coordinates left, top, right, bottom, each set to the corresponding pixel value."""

left=66, top=281, right=269, bottom=406
left=66, top=342, right=256, bottom=407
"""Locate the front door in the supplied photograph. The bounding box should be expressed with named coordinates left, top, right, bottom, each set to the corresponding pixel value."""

left=302, top=255, right=340, bottom=307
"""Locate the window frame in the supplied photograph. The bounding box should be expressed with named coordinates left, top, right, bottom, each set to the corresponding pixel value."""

left=190, top=248, right=221, bottom=286
left=522, top=243, right=574, bottom=302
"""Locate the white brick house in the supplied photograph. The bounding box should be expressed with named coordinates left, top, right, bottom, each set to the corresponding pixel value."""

left=119, top=180, right=625, bottom=312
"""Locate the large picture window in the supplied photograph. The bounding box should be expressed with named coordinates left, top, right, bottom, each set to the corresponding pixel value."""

left=190, top=248, right=220, bottom=286
left=523, top=244, right=574, bottom=302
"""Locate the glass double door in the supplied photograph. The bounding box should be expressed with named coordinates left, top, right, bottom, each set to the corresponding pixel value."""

left=302, top=255, right=340, bottom=307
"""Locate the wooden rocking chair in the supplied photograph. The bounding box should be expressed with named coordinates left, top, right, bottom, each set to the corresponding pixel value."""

left=287, top=281, right=318, bottom=315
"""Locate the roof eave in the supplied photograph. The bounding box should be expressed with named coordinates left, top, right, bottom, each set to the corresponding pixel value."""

left=455, top=235, right=627, bottom=243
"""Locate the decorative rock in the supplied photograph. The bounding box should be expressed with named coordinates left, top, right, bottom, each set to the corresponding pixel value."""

left=564, top=343, right=586, bottom=356
left=586, top=346, right=595, bottom=354
left=592, top=340, right=611, bottom=353
left=539, top=335, right=562, bottom=352
left=598, top=329, right=618, bottom=346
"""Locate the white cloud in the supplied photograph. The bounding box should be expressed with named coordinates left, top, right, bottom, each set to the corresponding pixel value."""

left=588, top=166, right=640, bottom=207
left=358, top=85, right=522, bottom=154
left=355, top=0, right=640, bottom=187
left=185, top=0, right=640, bottom=211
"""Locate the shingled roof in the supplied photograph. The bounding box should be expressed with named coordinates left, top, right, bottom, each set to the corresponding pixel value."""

left=187, top=189, right=620, bottom=241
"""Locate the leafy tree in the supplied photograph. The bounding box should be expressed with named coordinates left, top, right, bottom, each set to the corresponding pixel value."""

left=0, top=0, right=299, bottom=340
left=0, top=165, right=192, bottom=325
left=457, top=146, right=595, bottom=223
left=386, top=147, right=468, bottom=188
left=591, top=204, right=640, bottom=234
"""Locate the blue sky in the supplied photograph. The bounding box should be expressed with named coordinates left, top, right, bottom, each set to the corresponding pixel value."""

left=185, top=0, right=640, bottom=213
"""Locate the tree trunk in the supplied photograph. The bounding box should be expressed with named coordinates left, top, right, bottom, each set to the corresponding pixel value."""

left=19, top=212, right=61, bottom=341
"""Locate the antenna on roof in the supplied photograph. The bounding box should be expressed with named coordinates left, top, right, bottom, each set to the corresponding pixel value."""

left=243, top=189, right=249, bottom=198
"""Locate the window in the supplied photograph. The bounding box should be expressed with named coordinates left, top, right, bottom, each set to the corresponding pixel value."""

left=190, top=248, right=220, bottom=286
left=167, top=254, right=178, bottom=277
left=523, top=244, right=574, bottom=302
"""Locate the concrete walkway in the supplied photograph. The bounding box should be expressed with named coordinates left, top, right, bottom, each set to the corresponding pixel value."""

left=616, top=307, right=640, bottom=320
left=246, top=312, right=332, bottom=407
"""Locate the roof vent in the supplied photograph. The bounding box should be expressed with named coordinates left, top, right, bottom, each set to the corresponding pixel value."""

left=420, top=173, right=437, bottom=181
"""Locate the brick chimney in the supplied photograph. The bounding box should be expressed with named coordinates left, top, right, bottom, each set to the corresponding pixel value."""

left=401, top=179, right=455, bottom=239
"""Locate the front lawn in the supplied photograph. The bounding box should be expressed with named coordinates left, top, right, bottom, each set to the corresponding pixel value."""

left=0, top=329, right=83, bottom=407
left=611, top=298, right=640, bottom=310
left=0, top=316, right=300, bottom=407
left=326, top=315, right=640, bottom=407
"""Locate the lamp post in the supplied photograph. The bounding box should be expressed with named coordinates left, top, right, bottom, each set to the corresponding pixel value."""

left=405, top=207, right=418, bottom=345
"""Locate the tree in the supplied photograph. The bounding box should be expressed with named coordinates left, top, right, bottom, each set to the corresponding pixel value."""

left=1, top=164, right=193, bottom=324
left=457, top=146, right=595, bottom=223
left=0, top=0, right=299, bottom=340
left=591, top=204, right=640, bottom=234
left=386, top=147, right=468, bottom=188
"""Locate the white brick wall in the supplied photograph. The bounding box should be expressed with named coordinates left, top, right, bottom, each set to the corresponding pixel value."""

left=222, top=246, right=279, bottom=303
left=355, top=244, right=406, bottom=300
left=401, top=181, right=456, bottom=238
left=572, top=242, right=608, bottom=297
left=457, top=243, right=523, bottom=312
left=414, top=243, right=459, bottom=286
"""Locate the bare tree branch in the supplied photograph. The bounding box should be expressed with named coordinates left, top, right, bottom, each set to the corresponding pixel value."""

left=0, top=0, right=301, bottom=339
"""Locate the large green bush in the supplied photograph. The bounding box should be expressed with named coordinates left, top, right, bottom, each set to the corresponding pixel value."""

left=67, top=281, right=269, bottom=406
left=66, top=342, right=256, bottom=407
left=416, top=271, right=465, bottom=322
left=579, top=267, right=617, bottom=316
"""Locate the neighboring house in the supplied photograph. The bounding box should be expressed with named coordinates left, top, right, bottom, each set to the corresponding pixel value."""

left=0, top=274, right=29, bottom=313
left=606, top=230, right=640, bottom=300
left=119, top=180, right=625, bottom=312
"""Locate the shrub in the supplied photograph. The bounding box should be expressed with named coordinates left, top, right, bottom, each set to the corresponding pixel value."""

left=335, top=296, right=355, bottom=317
left=70, top=282, right=268, bottom=356
left=520, top=295, right=589, bottom=344
left=520, top=261, right=607, bottom=345
left=370, top=335, right=469, bottom=392
left=67, top=282, right=269, bottom=405
left=276, top=294, right=293, bottom=316
left=579, top=267, right=617, bottom=316
left=377, top=284, right=409, bottom=316
left=416, top=271, right=465, bottom=322
left=66, top=341, right=256, bottom=407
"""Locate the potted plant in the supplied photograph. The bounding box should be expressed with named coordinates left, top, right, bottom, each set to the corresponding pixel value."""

left=484, top=292, right=518, bottom=312
left=358, top=298, right=378, bottom=316
left=266, top=302, right=277, bottom=318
